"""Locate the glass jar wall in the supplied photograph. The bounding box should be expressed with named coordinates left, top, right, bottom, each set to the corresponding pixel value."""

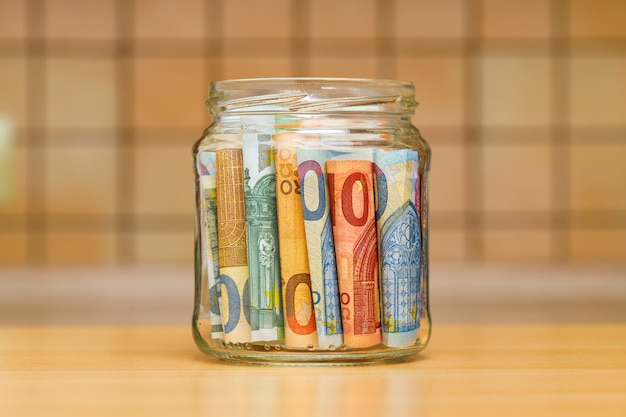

left=192, top=78, right=431, bottom=365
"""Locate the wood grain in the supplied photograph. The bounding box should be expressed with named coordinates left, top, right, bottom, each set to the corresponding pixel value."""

left=1, top=325, right=625, bottom=417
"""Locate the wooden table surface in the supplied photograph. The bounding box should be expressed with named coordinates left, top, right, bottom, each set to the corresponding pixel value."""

left=1, top=325, right=625, bottom=417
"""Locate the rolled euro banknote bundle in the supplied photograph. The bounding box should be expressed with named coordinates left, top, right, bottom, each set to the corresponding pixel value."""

left=297, top=147, right=343, bottom=349
left=374, top=149, right=421, bottom=347
left=216, top=148, right=251, bottom=343
left=197, top=151, right=224, bottom=339
left=243, top=131, right=284, bottom=342
left=203, top=144, right=422, bottom=350
left=327, top=159, right=382, bottom=348
left=274, top=133, right=318, bottom=348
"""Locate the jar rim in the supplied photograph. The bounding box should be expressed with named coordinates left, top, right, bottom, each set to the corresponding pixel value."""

left=208, top=77, right=418, bottom=116
left=211, top=77, right=414, bottom=90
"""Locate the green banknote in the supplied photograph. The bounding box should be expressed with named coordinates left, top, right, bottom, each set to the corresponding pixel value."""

left=242, top=123, right=285, bottom=342
left=197, top=151, right=223, bottom=339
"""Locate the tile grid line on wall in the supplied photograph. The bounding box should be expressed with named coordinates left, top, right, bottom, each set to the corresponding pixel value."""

left=206, top=0, right=223, bottom=82
left=4, top=40, right=626, bottom=59
left=115, top=0, right=135, bottom=264
left=464, top=0, right=484, bottom=261
left=25, top=0, right=45, bottom=264
left=375, top=0, right=396, bottom=80
left=550, top=0, right=571, bottom=261
left=291, top=0, right=309, bottom=76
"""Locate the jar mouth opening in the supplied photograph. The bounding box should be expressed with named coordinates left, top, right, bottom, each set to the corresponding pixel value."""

left=212, top=77, right=414, bottom=89
left=208, top=77, right=418, bottom=116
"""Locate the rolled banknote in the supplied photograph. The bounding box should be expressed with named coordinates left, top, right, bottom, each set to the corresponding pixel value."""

left=415, top=168, right=427, bottom=331
left=274, top=133, right=318, bottom=347
left=197, top=151, right=224, bottom=339
left=373, top=148, right=421, bottom=347
left=243, top=130, right=284, bottom=342
left=216, top=148, right=251, bottom=343
left=327, top=159, right=381, bottom=348
left=412, top=156, right=425, bottom=331
left=297, top=147, right=343, bottom=348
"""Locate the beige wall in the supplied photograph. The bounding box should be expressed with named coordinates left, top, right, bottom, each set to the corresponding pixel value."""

left=0, top=0, right=625, bottom=265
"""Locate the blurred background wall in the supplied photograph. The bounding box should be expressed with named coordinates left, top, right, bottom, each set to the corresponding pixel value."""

left=0, top=0, right=625, bottom=266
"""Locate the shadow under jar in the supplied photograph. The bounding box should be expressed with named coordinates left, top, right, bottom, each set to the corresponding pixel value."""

left=192, top=78, right=431, bottom=365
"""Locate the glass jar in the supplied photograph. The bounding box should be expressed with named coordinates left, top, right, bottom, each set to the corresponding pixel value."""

left=192, top=78, right=431, bottom=365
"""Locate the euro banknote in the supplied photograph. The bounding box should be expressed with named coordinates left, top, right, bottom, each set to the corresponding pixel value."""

left=297, top=147, right=343, bottom=348
left=216, top=148, right=251, bottom=343
left=242, top=131, right=284, bottom=342
left=197, top=151, right=223, bottom=339
left=274, top=133, right=318, bottom=347
left=373, top=148, right=421, bottom=347
left=327, top=159, right=381, bottom=348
